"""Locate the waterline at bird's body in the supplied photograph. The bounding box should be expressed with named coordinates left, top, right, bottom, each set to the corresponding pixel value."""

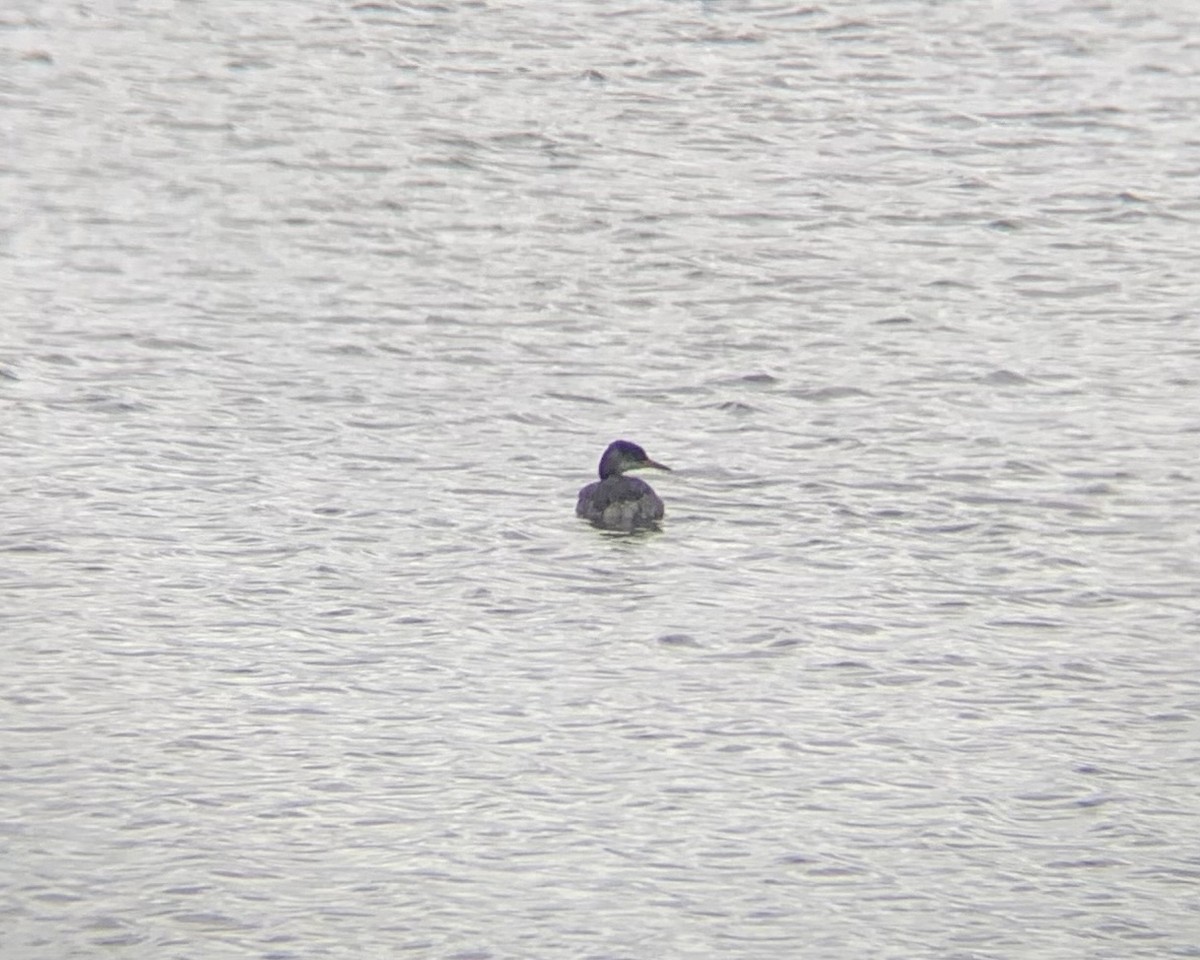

left=576, top=440, right=671, bottom=531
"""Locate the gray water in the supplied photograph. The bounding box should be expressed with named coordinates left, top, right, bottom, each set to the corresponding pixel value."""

left=3, top=1, right=1200, bottom=957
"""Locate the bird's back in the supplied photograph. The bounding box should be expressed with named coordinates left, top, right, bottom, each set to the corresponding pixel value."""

left=576, top=476, right=664, bottom=530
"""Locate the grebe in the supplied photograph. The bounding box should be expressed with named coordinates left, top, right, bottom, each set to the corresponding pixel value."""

left=576, top=440, right=671, bottom=531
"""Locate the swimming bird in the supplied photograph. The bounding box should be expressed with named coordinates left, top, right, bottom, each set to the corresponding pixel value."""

left=576, top=440, right=672, bottom=530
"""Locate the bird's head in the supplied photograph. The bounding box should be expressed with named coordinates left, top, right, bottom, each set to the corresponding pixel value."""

left=598, top=440, right=672, bottom=479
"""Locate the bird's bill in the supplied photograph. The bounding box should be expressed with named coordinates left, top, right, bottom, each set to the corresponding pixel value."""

left=642, top=458, right=671, bottom=472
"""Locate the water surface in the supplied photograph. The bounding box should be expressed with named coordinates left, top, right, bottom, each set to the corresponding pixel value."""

left=3, top=1, right=1199, bottom=957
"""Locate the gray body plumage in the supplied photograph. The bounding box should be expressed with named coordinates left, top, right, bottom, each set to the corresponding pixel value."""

left=576, top=476, right=665, bottom=530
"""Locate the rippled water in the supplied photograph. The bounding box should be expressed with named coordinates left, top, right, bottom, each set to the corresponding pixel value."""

left=4, top=1, right=1199, bottom=957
